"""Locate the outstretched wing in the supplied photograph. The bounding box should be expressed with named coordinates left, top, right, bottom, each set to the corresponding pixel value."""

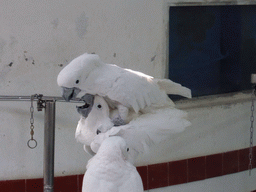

left=121, top=108, right=190, bottom=153
left=91, top=107, right=191, bottom=163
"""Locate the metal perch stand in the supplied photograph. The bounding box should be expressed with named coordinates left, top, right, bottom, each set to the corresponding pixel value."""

left=44, top=101, right=55, bottom=192
left=0, top=95, right=82, bottom=192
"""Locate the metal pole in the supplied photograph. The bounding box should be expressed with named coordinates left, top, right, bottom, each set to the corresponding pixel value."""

left=44, top=101, right=56, bottom=192
left=0, top=95, right=83, bottom=103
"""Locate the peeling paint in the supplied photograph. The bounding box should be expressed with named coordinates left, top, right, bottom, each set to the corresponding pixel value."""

left=23, top=51, right=35, bottom=65
left=24, top=54, right=28, bottom=61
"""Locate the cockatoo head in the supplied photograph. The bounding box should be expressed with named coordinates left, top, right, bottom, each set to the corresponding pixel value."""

left=84, top=95, right=113, bottom=133
left=75, top=95, right=114, bottom=147
left=57, top=53, right=103, bottom=101
left=77, top=95, right=111, bottom=122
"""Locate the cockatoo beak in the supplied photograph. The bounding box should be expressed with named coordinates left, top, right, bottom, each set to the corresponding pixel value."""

left=61, top=87, right=81, bottom=101
left=76, top=94, right=95, bottom=118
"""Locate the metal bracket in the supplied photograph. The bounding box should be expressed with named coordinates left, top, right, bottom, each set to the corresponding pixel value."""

left=36, top=94, right=45, bottom=111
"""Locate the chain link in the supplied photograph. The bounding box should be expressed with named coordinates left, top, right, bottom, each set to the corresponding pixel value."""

left=249, top=86, right=255, bottom=176
left=27, top=94, right=37, bottom=149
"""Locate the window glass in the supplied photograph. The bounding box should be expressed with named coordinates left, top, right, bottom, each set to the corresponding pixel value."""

left=169, top=5, right=256, bottom=97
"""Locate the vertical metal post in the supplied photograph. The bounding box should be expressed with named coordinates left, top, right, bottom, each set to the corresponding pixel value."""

left=44, top=101, right=56, bottom=192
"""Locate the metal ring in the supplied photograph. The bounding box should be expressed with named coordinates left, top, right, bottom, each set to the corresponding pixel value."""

left=27, top=139, right=37, bottom=149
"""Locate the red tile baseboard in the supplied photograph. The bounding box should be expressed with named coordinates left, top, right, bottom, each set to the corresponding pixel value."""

left=223, top=150, right=239, bottom=175
left=169, top=159, right=188, bottom=185
left=188, top=156, right=206, bottom=182
left=206, top=153, right=223, bottom=179
left=148, top=162, right=169, bottom=189
left=0, top=179, right=25, bottom=192
left=1, top=146, right=255, bottom=192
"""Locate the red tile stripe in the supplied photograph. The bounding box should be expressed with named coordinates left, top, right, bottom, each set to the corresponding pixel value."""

left=0, top=146, right=255, bottom=192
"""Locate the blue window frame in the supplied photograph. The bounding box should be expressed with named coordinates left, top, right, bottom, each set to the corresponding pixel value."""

left=169, top=5, right=256, bottom=98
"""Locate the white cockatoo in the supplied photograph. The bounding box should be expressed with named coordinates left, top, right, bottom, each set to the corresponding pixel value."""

left=57, top=53, right=191, bottom=122
left=75, top=95, right=114, bottom=155
left=75, top=95, right=191, bottom=163
left=75, top=94, right=140, bottom=155
left=82, top=136, right=144, bottom=192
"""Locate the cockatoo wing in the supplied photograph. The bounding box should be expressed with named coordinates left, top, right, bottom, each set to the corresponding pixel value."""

left=155, top=78, right=192, bottom=99
left=91, top=107, right=191, bottom=163
left=81, top=64, right=174, bottom=113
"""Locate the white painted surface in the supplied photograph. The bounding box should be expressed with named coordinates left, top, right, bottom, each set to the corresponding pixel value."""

left=0, top=0, right=255, bottom=191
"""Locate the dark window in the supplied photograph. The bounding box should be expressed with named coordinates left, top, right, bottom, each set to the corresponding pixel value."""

left=169, top=5, right=256, bottom=98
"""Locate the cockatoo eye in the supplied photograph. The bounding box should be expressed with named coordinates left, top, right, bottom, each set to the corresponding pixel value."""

left=76, top=80, right=79, bottom=84
left=127, top=148, right=129, bottom=152
left=97, top=104, right=102, bottom=109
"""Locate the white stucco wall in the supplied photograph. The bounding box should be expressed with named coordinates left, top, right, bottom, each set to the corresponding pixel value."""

left=0, top=0, right=255, bottom=191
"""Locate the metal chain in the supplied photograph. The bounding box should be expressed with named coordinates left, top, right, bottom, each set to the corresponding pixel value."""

left=27, top=94, right=38, bottom=149
left=249, top=86, right=255, bottom=176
